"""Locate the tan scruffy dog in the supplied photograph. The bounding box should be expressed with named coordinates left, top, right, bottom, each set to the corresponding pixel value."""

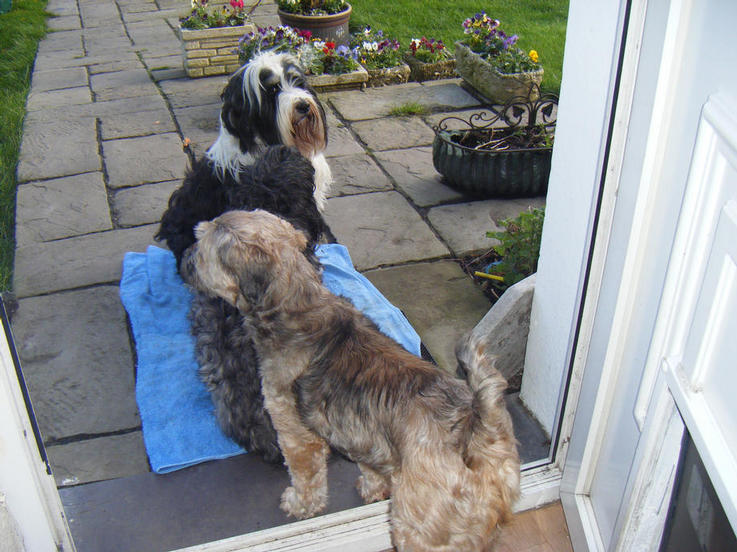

left=182, top=209, right=521, bottom=552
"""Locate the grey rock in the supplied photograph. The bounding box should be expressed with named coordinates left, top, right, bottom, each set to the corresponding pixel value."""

left=470, top=274, right=536, bottom=385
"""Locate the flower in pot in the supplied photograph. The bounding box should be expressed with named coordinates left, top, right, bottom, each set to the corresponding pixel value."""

left=238, top=26, right=367, bottom=91
left=301, top=39, right=361, bottom=75
left=276, top=0, right=352, bottom=46
left=238, top=25, right=311, bottom=64
left=404, top=37, right=455, bottom=82
left=432, top=85, right=558, bottom=198
left=455, top=12, right=543, bottom=103
left=349, top=27, right=409, bottom=86
left=180, top=0, right=252, bottom=30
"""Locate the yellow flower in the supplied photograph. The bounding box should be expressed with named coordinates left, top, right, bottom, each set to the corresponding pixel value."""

left=529, top=50, right=539, bottom=63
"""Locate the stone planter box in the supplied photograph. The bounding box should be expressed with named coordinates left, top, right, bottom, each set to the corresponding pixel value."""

left=179, top=24, right=255, bottom=78
left=454, top=41, right=543, bottom=104
left=364, top=62, right=410, bottom=87
left=403, top=53, right=456, bottom=82
left=307, top=65, right=368, bottom=92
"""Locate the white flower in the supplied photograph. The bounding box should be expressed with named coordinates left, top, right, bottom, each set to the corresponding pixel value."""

left=411, top=38, right=421, bottom=48
left=313, top=40, right=326, bottom=50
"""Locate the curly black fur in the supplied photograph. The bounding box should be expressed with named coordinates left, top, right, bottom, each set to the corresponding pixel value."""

left=156, top=145, right=328, bottom=463
left=156, top=145, right=328, bottom=268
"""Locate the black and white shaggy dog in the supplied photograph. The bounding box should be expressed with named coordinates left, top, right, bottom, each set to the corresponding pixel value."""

left=156, top=145, right=329, bottom=463
left=206, top=51, right=332, bottom=211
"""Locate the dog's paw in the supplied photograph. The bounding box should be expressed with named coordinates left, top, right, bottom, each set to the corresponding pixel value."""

left=356, top=475, right=390, bottom=503
left=280, top=486, right=326, bottom=519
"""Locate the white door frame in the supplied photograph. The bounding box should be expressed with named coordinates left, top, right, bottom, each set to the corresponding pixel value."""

left=0, top=308, right=75, bottom=551
left=560, top=0, right=737, bottom=549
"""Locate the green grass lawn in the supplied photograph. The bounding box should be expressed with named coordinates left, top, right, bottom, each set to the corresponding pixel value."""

left=349, top=0, right=569, bottom=94
left=0, top=0, right=48, bottom=291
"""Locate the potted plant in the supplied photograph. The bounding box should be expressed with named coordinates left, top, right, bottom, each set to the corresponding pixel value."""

left=350, top=27, right=409, bottom=87
left=432, top=85, right=557, bottom=198
left=403, top=37, right=456, bottom=82
left=178, top=0, right=256, bottom=78
left=238, top=26, right=368, bottom=91
left=455, top=12, right=542, bottom=103
left=276, top=0, right=352, bottom=46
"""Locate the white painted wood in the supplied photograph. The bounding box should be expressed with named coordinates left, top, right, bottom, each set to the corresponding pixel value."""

left=519, top=0, right=629, bottom=438
left=0, top=316, right=75, bottom=551
left=563, top=0, right=737, bottom=546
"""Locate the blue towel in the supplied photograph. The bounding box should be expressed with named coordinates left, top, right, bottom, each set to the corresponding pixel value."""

left=120, top=245, right=420, bottom=474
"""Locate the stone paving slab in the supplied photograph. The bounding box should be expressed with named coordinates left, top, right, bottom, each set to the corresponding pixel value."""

left=99, top=106, right=177, bottom=140
left=112, top=180, right=181, bottom=227
left=47, top=433, right=149, bottom=487
left=328, top=80, right=480, bottom=121
left=30, top=67, right=88, bottom=94
left=11, top=287, right=140, bottom=441
left=351, top=117, right=435, bottom=152
left=324, top=191, right=450, bottom=270
left=373, top=146, right=464, bottom=207
left=90, top=69, right=161, bottom=101
left=15, top=172, right=113, bottom=246
left=36, top=29, right=83, bottom=53
left=325, top=125, right=364, bottom=158
left=46, top=0, right=79, bottom=16
left=159, top=76, right=230, bottom=109
left=13, top=224, right=157, bottom=297
left=427, top=197, right=546, bottom=256
left=33, top=51, right=141, bottom=73
left=47, top=14, right=83, bottom=31
left=103, top=132, right=188, bottom=189
left=174, top=103, right=221, bottom=154
left=17, top=118, right=100, bottom=183
left=25, top=86, right=92, bottom=111
left=364, top=261, right=491, bottom=373
left=326, top=154, right=393, bottom=197
left=23, top=94, right=169, bottom=125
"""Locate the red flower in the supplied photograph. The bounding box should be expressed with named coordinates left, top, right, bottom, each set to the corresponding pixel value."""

left=325, top=41, right=336, bottom=50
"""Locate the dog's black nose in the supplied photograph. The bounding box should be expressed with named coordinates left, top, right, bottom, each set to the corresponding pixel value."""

left=296, top=100, right=310, bottom=115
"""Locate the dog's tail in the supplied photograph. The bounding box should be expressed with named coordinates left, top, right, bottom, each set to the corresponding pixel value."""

left=455, top=332, right=520, bottom=520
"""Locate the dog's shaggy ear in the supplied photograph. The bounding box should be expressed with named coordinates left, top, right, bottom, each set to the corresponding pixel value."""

left=194, top=220, right=215, bottom=240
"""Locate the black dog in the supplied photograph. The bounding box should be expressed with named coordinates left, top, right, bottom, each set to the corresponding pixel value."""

left=157, top=145, right=329, bottom=462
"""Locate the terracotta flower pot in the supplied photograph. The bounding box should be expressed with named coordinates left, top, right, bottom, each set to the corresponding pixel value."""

left=278, top=3, right=352, bottom=46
